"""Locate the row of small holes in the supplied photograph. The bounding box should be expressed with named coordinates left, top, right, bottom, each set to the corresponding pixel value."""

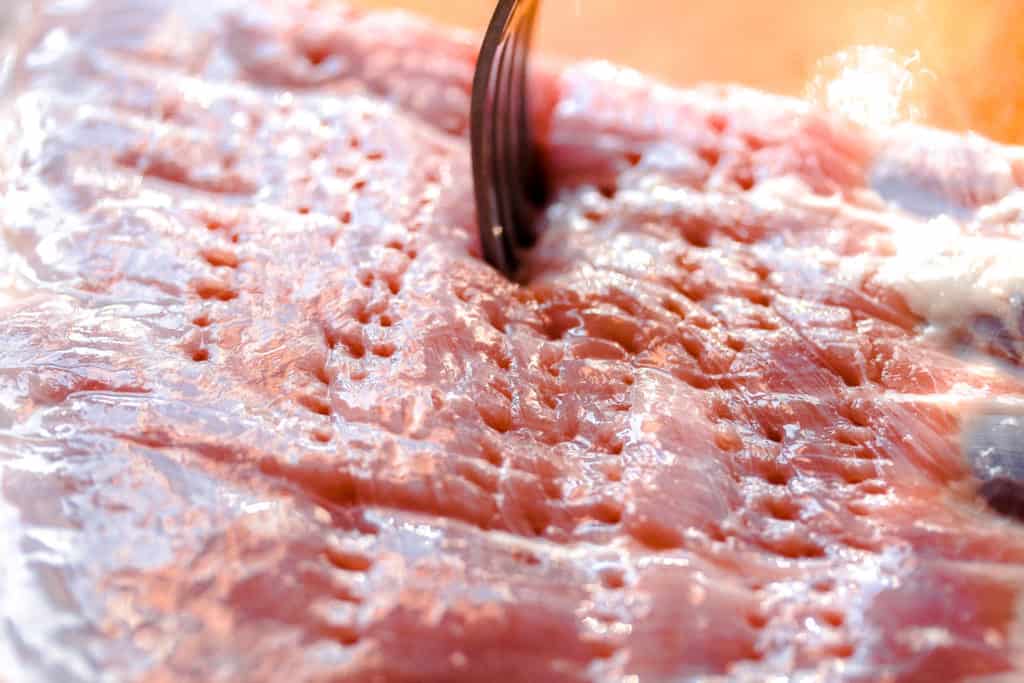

left=189, top=222, right=243, bottom=363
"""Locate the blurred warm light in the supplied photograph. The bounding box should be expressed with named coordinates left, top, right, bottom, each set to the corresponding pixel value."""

left=353, top=0, right=1024, bottom=144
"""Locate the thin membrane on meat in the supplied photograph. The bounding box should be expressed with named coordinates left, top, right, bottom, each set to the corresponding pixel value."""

left=3, top=1, right=1024, bottom=682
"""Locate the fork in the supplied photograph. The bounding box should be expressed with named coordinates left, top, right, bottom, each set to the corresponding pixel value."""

left=470, top=0, right=547, bottom=280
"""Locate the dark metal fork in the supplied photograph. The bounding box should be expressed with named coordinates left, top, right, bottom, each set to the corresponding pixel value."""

left=470, top=0, right=547, bottom=280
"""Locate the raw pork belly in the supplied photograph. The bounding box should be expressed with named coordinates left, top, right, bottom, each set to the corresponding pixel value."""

left=2, top=1, right=1024, bottom=681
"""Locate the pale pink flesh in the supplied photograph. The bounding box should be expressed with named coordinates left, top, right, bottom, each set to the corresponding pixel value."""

left=4, top=1, right=1024, bottom=682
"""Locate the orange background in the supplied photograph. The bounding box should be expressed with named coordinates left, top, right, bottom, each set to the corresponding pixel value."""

left=354, top=0, right=1024, bottom=144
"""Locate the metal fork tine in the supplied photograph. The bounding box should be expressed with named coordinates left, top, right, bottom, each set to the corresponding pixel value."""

left=470, top=0, right=545, bottom=279
left=471, top=1, right=515, bottom=275
left=505, top=7, right=536, bottom=248
left=512, top=2, right=544, bottom=242
left=493, top=37, right=523, bottom=273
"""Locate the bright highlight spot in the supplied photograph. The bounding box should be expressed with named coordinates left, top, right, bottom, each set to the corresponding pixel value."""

left=805, top=46, right=934, bottom=129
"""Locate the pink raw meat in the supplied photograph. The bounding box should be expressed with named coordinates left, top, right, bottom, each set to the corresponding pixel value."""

left=3, top=1, right=1024, bottom=682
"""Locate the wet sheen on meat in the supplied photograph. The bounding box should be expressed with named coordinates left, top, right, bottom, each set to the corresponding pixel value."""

left=4, top=1, right=1024, bottom=682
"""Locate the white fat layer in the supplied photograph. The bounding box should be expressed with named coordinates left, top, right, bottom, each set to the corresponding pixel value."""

left=874, top=212, right=1024, bottom=332
left=861, top=124, right=1024, bottom=337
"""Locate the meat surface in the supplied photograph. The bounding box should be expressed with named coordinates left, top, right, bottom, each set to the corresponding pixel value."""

left=4, top=1, right=1024, bottom=682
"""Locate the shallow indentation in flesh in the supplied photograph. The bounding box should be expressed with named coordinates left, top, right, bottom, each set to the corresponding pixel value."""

left=631, top=519, right=685, bottom=551
left=312, top=364, right=331, bottom=386
left=10, top=5, right=1024, bottom=680
left=477, top=399, right=513, bottom=434
left=770, top=535, right=826, bottom=560
left=763, top=497, right=800, bottom=522
left=592, top=500, right=624, bottom=526
left=598, top=566, right=627, bottom=590
left=746, top=611, right=768, bottom=630
left=297, top=394, right=332, bottom=417
left=201, top=247, right=240, bottom=269
left=193, top=278, right=238, bottom=302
